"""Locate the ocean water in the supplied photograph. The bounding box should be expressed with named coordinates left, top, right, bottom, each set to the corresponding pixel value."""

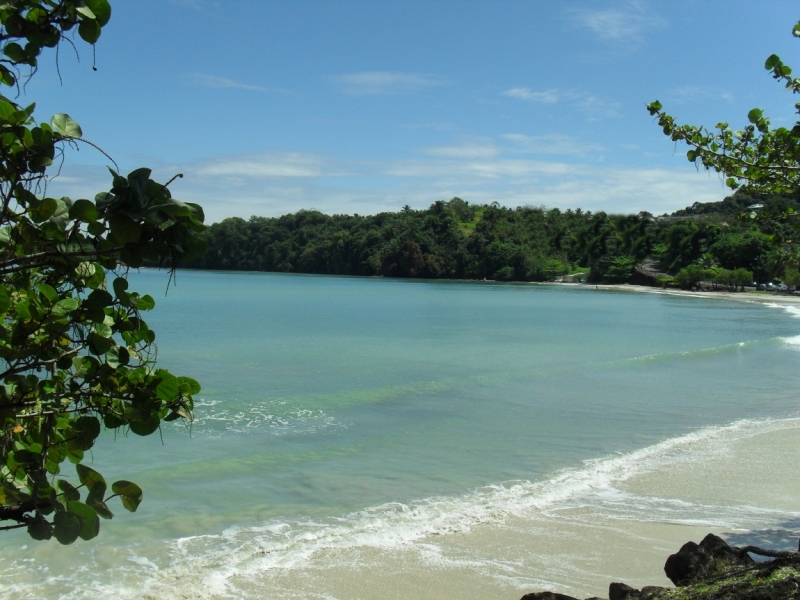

left=2, top=271, right=800, bottom=599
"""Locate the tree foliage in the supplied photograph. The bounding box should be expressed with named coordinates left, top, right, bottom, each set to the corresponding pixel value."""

left=0, top=1, right=206, bottom=543
left=647, top=21, right=800, bottom=199
left=186, top=194, right=799, bottom=285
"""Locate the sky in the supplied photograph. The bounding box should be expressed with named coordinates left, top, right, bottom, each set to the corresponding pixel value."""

left=21, top=0, right=800, bottom=223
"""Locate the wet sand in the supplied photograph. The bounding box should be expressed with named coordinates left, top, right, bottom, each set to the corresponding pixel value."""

left=226, top=421, right=800, bottom=600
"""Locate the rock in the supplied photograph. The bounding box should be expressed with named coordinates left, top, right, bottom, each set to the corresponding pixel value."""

left=519, top=593, right=580, bottom=600
left=609, top=582, right=640, bottom=600
left=664, top=533, right=755, bottom=586
left=639, top=586, right=667, bottom=599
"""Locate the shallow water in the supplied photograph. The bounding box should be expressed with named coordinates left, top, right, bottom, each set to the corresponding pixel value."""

left=2, top=272, right=800, bottom=599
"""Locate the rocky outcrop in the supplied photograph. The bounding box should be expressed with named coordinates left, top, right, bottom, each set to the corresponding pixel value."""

left=519, top=534, right=800, bottom=600
left=664, top=533, right=755, bottom=585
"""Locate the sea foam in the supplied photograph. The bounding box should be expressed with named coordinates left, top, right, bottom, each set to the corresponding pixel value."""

left=123, top=417, right=800, bottom=598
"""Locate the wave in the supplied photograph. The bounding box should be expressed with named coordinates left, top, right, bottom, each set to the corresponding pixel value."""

left=5, top=417, right=798, bottom=599
left=111, top=417, right=800, bottom=598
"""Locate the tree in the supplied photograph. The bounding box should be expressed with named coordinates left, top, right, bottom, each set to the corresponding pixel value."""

left=604, top=255, right=636, bottom=283
left=647, top=21, right=800, bottom=199
left=0, top=2, right=206, bottom=544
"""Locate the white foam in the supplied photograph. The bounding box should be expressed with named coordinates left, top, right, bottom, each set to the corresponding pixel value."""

left=765, top=302, right=800, bottom=320
left=125, top=417, right=800, bottom=598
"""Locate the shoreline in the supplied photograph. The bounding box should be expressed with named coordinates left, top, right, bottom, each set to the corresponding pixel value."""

left=542, top=280, right=800, bottom=306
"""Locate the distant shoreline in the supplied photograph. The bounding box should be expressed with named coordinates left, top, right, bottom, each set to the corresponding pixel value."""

left=543, top=281, right=800, bottom=306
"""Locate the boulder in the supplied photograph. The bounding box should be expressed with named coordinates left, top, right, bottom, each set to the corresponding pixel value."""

left=609, top=582, right=639, bottom=600
left=519, top=593, right=580, bottom=600
left=664, top=533, right=755, bottom=586
left=639, top=586, right=667, bottom=599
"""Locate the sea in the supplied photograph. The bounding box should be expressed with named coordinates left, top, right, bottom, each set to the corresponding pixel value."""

left=2, top=270, right=800, bottom=599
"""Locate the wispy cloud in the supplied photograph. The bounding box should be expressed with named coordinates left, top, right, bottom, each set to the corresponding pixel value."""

left=332, top=71, right=446, bottom=96
left=569, top=2, right=665, bottom=43
left=44, top=138, right=726, bottom=223
left=502, top=88, right=560, bottom=103
left=670, top=85, right=734, bottom=105
left=503, top=134, right=606, bottom=156
left=169, top=0, right=220, bottom=11
left=502, top=88, right=622, bottom=119
left=191, top=152, right=343, bottom=179
left=192, top=73, right=273, bottom=92
left=424, top=140, right=499, bottom=159
left=576, top=95, right=622, bottom=119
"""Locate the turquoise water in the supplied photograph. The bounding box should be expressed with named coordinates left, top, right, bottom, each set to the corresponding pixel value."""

left=2, top=271, right=800, bottom=598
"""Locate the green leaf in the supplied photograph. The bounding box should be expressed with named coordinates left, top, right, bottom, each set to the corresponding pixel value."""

left=155, top=370, right=178, bottom=402
left=38, top=283, right=58, bottom=304
left=88, top=332, right=114, bottom=355
left=78, top=19, right=102, bottom=44
left=83, top=289, right=113, bottom=310
left=0, top=285, right=9, bottom=316
left=67, top=501, right=100, bottom=540
left=76, top=464, right=106, bottom=492
left=85, top=0, right=112, bottom=26
left=69, top=199, right=99, bottom=223
left=105, top=345, right=129, bottom=368
left=0, top=482, right=26, bottom=505
left=112, top=277, right=129, bottom=298
left=53, top=511, right=82, bottom=545
left=108, top=214, right=142, bottom=244
left=66, top=447, right=84, bottom=464
left=3, top=42, right=25, bottom=63
left=57, top=480, right=81, bottom=503
left=177, top=376, right=201, bottom=395
left=136, top=294, right=155, bottom=311
left=747, top=108, right=763, bottom=124
left=30, top=197, right=57, bottom=222
left=765, top=54, right=782, bottom=69
left=76, top=6, right=96, bottom=19
left=129, top=416, right=160, bottom=436
left=50, top=113, right=83, bottom=138
left=52, top=297, right=80, bottom=317
left=111, top=481, right=142, bottom=513
left=27, top=515, right=52, bottom=541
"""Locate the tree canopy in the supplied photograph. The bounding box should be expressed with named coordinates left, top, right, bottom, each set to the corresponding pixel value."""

left=185, top=192, right=797, bottom=287
left=647, top=21, right=800, bottom=200
left=0, top=1, right=206, bottom=543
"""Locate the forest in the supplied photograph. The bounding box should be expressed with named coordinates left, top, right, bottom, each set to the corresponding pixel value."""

left=184, top=192, right=800, bottom=286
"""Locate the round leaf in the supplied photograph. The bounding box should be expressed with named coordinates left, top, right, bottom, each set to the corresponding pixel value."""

left=50, top=113, right=83, bottom=138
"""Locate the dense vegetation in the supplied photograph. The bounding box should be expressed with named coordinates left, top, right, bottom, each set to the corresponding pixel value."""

left=0, top=1, right=205, bottom=544
left=185, top=192, right=800, bottom=286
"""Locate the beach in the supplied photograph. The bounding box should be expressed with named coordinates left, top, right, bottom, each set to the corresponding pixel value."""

left=2, top=272, right=800, bottom=599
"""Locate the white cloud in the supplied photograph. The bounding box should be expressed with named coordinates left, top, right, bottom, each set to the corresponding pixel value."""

left=503, top=88, right=622, bottom=119
left=577, top=95, right=623, bottom=119
left=191, top=152, right=342, bottom=179
left=332, top=71, right=446, bottom=96
left=42, top=144, right=728, bottom=224
left=503, top=133, right=606, bottom=156
left=502, top=88, right=560, bottom=103
left=192, top=73, right=273, bottom=92
left=424, top=140, right=500, bottom=159
left=570, top=3, right=665, bottom=42
left=671, top=85, right=734, bottom=105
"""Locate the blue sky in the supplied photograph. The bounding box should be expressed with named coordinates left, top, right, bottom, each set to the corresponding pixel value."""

left=24, top=0, right=800, bottom=222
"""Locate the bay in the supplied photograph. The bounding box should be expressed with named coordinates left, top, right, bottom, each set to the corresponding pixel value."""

left=2, top=270, right=800, bottom=599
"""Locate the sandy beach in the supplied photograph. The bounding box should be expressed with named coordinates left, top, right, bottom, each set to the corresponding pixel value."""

left=552, top=281, right=800, bottom=306
left=227, top=420, right=800, bottom=600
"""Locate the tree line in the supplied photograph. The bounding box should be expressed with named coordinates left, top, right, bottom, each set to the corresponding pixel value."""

left=184, top=192, right=800, bottom=286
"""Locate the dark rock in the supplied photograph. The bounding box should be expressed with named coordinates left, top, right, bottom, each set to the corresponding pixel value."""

left=639, top=586, right=667, bottom=599
left=664, top=533, right=755, bottom=586
left=519, top=593, right=580, bottom=600
left=609, top=582, right=640, bottom=600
